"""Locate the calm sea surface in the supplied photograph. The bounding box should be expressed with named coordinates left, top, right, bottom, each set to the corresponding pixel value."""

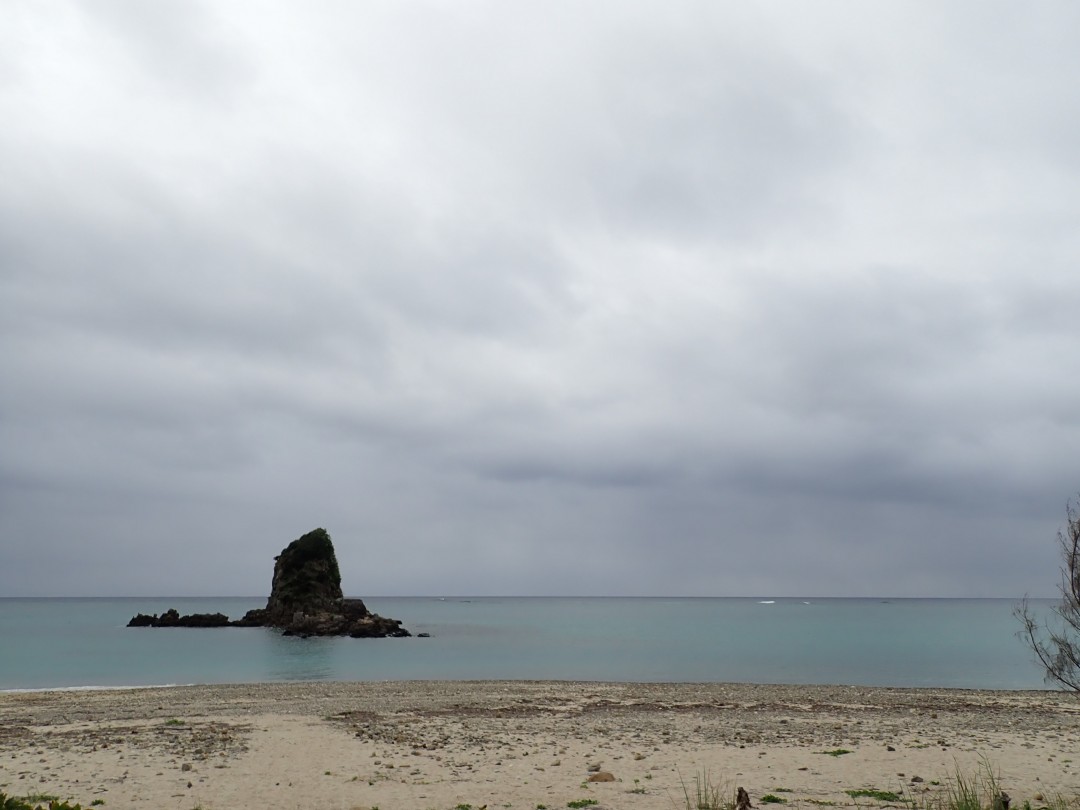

left=0, top=597, right=1058, bottom=691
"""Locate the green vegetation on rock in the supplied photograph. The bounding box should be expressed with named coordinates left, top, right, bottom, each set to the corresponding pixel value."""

left=271, top=528, right=343, bottom=607
left=281, top=528, right=340, bottom=581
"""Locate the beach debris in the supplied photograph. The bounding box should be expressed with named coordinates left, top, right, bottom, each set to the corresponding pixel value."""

left=127, top=528, right=410, bottom=637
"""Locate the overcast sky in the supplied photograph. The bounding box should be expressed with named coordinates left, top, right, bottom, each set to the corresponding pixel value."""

left=2, top=1, right=1078, bottom=598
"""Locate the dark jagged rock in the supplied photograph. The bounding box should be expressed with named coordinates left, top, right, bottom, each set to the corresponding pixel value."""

left=173, top=611, right=232, bottom=628
left=128, top=528, right=409, bottom=638
left=126, top=610, right=231, bottom=628
left=240, top=528, right=345, bottom=627
left=236, top=529, right=410, bottom=637
left=279, top=597, right=409, bottom=638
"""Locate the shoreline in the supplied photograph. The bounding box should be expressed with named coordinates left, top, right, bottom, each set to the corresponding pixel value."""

left=0, top=684, right=194, bottom=695
left=3, top=681, right=1079, bottom=809
left=0, top=678, right=1062, bottom=696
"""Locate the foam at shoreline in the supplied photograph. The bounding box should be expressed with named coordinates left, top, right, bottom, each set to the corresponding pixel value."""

left=0, top=683, right=190, bottom=694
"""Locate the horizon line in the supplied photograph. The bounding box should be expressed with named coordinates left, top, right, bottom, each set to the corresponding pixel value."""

left=0, top=593, right=1059, bottom=601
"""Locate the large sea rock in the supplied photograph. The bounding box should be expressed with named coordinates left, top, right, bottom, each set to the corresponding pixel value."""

left=127, top=528, right=410, bottom=638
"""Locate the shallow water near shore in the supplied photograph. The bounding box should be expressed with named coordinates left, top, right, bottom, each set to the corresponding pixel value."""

left=0, top=596, right=1055, bottom=690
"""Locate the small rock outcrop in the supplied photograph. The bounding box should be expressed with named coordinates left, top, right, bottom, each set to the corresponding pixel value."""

left=128, top=528, right=410, bottom=638
left=128, top=609, right=231, bottom=628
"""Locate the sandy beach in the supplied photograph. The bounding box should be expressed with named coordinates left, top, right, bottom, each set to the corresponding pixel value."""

left=2, top=681, right=1078, bottom=810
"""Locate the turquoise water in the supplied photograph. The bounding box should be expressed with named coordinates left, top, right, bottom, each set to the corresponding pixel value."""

left=0, top=597, right=1057, bottom=691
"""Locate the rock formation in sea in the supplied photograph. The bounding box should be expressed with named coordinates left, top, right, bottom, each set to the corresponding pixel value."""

left=127, top=528, right=410, bottom=638
left=127, top=609, right=231, bottom=628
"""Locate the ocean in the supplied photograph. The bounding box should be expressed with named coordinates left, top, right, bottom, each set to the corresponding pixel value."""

left=0, top=596, right=1058, bottom=692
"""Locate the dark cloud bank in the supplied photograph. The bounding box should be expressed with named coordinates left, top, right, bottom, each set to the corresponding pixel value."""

left=2, top=2, right=1079, bottom=597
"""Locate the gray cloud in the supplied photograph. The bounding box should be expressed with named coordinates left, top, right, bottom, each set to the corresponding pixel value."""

left=2, top=1, right=1078, bottom=598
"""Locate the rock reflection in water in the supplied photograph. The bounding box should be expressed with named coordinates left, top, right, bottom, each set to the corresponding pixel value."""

left=266, top=633, right=335, bottom=681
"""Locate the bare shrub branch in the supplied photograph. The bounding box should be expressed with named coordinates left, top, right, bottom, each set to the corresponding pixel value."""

left=1016, top=498, right=1080, bottom=691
